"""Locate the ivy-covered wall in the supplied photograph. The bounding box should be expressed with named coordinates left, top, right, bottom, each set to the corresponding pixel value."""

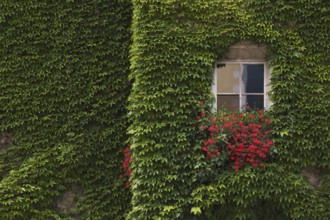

left=0, top=0, right=329, bottom=219
left=129, top=0, right=330, bottom=219
left=0, top=0, right=132, bottom=219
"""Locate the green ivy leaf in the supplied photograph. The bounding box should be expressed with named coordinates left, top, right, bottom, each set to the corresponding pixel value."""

left=191, top=207, right=202, bottom=215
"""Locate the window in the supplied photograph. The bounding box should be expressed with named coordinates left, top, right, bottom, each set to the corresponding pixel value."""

left=212, top=41, right=271, bottom=111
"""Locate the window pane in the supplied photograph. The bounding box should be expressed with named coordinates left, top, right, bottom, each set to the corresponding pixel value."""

left=217, top=95, right=239, bottom=111
left=242, top=64, right=264, bottom=93
left=241, top=95, right=264, bottom=110
left=217, top=64, right=240, bottom=93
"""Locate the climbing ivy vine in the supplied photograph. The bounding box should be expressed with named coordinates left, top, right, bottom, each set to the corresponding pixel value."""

left=0, top=0, right=132, bottom=219
left=0, top=0, right=329, bottom=219
left=128, top=0, right=330, bottom=219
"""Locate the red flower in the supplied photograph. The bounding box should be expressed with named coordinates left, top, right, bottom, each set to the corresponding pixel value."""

left=263, top=147, right=269, bottom=153
left=235, top=134, right=242, bottom=140
left=199, top=100, right=204, bottom=105
left=208, top=139, right=215, bottom=145
left=223, top=123, right=232, bottom=128
left=197, top=102, right=274, bottom=171
left=196, top=116, right=201, bottom=120
left=122, top=145, right=133, bottom=188
left=248, top=145, right=258, bottom=151
left=238, top=143, right=244, bottom=149
left=250, top=133, right=257, bottom=138
left=209, top=125, right=218, bottom=132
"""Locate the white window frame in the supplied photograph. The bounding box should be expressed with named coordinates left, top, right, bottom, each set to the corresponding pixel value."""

left=212, top=60, right=271, bottom=111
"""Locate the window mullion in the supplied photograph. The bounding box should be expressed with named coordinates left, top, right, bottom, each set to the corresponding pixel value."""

left=239, top=63, right=242, bottom=109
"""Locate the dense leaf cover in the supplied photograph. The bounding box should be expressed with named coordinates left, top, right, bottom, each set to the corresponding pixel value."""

left=0, top=0, right=329, bottom=219
left=0, top=0, right=132, bottom=219
left=129, top=0, right=330, bottom=219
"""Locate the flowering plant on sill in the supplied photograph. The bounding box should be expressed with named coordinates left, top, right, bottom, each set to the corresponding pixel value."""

left=195, top=101, right=275, bottom=182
